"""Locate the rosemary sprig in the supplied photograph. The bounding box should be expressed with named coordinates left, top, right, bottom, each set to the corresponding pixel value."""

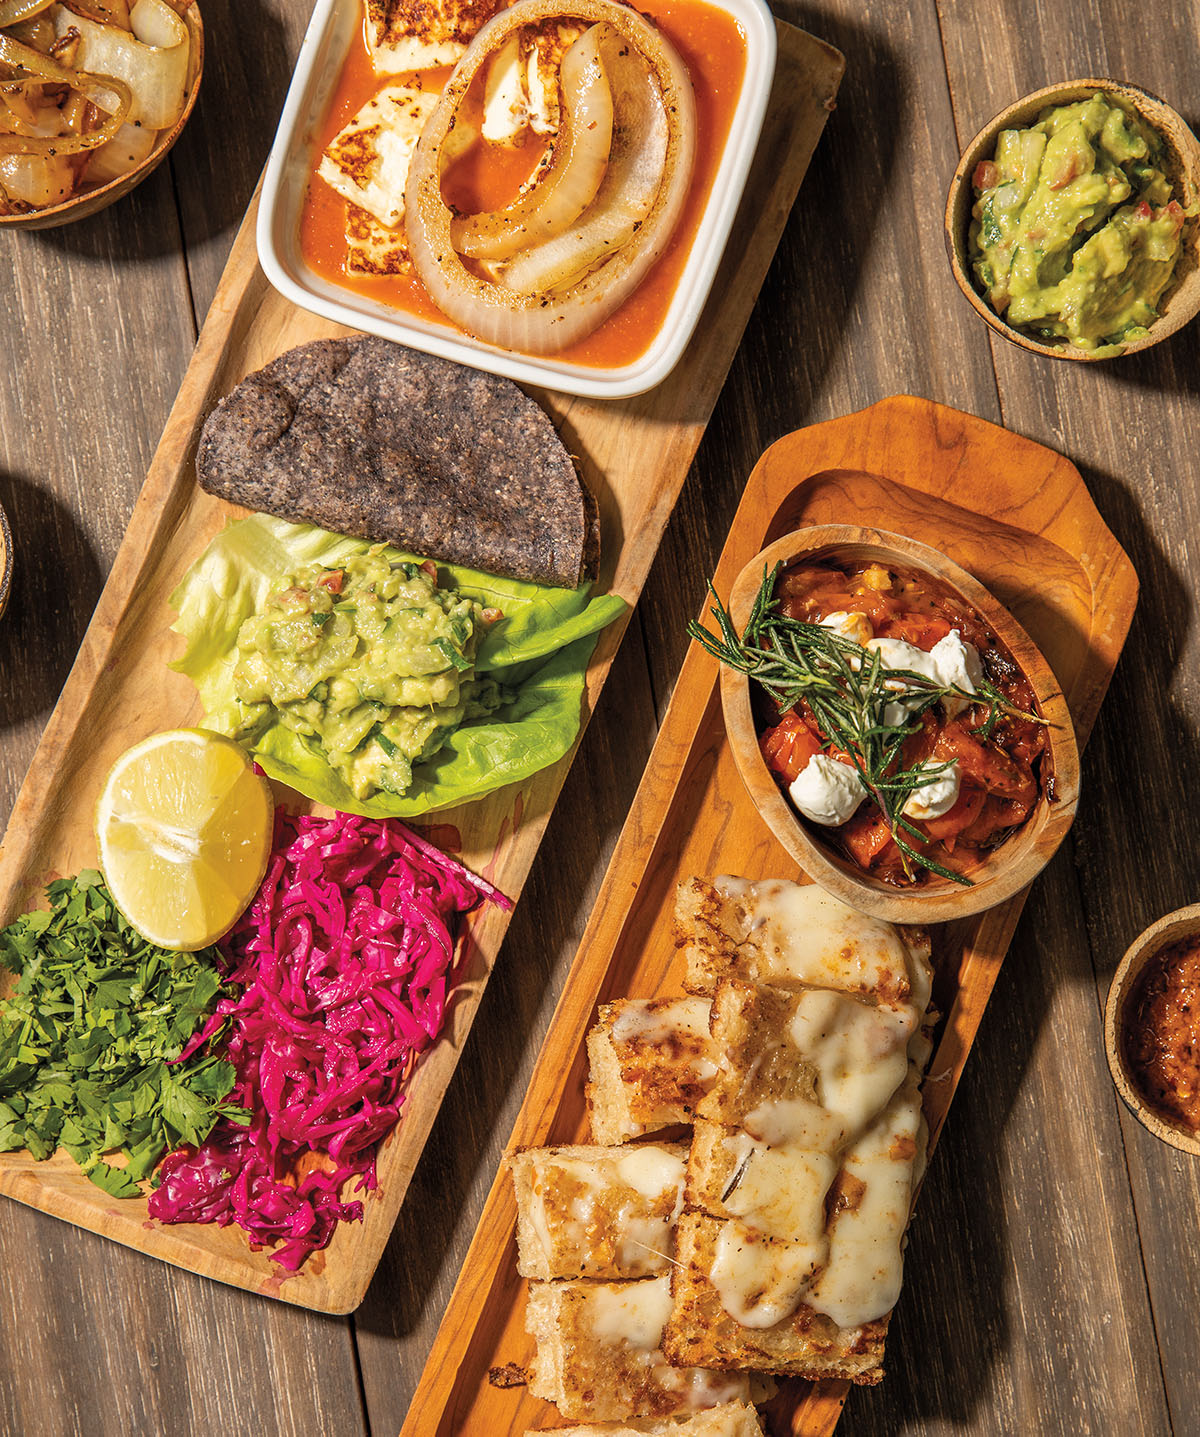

left=689, top=562, right=1042, bottom=884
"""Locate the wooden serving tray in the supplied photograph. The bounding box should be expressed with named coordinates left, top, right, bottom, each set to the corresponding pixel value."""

left=399, top=395, right=1139, bottom=1436
left=0, top=24, right=844, bottom=1314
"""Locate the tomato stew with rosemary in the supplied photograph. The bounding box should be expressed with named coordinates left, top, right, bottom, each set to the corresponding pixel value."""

left=758, top=558, right=1046, bottom=886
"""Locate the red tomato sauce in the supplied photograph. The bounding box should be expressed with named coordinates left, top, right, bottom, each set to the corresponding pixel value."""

left=298, top=0, right=747, bottom=369
left=1123, top=936, right=1200, bottom=1132
left=758, top=559, right=1046, bottom=887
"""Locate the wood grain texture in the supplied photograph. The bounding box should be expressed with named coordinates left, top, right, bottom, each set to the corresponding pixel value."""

left=0, top=19, right=841, bottom=1315
left=1, top=0, right=1198, bottom=1433
left=935, top=3, right=1200, bottom=1433
left=396, top=397, right=1136, bottom=1437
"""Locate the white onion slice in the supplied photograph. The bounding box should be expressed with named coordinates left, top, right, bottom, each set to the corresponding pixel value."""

left=53, top=0, right=189, bottom=129
left=86, top=116, right=157, bottom=182
left=451, top=23, right=613, bottom=262
left=405, top=0, right=696, bottom=356
left=497, top=29, right=665, bottom=294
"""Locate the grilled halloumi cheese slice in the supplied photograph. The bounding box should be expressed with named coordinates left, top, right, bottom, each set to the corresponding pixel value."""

left=481, top=20, right=582, bottom=142
left=318, top=82, right=438, bottom=230
left=365, top=0, right=504, bottom=72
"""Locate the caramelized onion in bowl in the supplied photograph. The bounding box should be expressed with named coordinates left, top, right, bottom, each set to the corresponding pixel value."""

left=405, top=0, right=697, bottom=354
left=0, top=0, right=199, bottom=223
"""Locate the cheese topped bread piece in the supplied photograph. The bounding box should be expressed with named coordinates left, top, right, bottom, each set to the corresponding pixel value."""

left=527, top=1399, right=767, bottom=1436
left=665, top=1076, right=925, bottom=1381
left=525, top=1276, right=757, bottom=1422
left=677, top=876, right=932, bottom=1017
left=587, top=998, right=717, bottom=1145
left=664, top=877, right=933, bottom=1386
left=318, top=82, right=438, bottom=230
left=664, top=1211, right=892, bottom=1385
left=364, top=0, right=504, bottom=72
left=510, top=1142, right=687, bottom=1281
left=697, top=979, right=917, bottom=1140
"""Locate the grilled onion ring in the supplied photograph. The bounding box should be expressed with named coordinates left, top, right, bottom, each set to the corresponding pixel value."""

left=451, top=22, right=613, bottom=262
left=405, top=0, right=696, bottom=356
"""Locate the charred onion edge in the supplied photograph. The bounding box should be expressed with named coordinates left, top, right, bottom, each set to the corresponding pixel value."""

left=405, top=0, right=697, bottom=356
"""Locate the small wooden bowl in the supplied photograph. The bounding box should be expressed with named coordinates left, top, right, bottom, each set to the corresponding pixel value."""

left=1105, top=905, right=1200, bottom=1156
left=719, top=524, right=1080, bottom=924
left=0, top=500, right=10, bottom=623
left=945, top=79, right=1200, bottom=359
left=0, top=2, right=203, bottom=232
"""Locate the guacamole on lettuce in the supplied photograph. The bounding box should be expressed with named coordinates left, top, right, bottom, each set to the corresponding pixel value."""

left=969, top=92, right=1189, bottom=349
left=170, top=515, right=627, bottom=817
left=231, top=550, right=503, bottom=801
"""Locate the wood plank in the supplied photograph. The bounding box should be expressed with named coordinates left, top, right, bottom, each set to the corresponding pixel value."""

left=0, top=178, right=194, bottom=830
left=395, top=397, right=1137, bottom=1436
left=170, top=0, right=317, bottom=324
left=0, top=19, right=842, bottom=1314
left=936, top=0, right=1200, bottom=1431
left=0, top=1207, right=367, bottom=1437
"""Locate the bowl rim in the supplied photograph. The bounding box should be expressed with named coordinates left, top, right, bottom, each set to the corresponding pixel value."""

left=943, top=77, right=1200, bottom=361
left=0, top=499, right=10, bottom=623
left=0, top=1, right=204, bottom=230
left=718, top=523, right=1081, bottom=924
left=1104, top=903, right=1200, bottom=1156
left=255, top=0, right=778, bottom=399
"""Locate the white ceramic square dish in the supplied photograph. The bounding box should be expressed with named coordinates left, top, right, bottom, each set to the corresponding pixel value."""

left=257, top=0, right=777, bottom=399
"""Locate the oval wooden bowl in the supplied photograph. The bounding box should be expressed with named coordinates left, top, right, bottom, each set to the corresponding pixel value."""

left=0, top=2, right=203, bottom=232
left=0, top=500, right=10, bottom=624
left=1105, top=904, right=1200, bottom=1156
left=718, top=524, right=1081, bottom=924
left=945, top=79, right=1200, bottom=360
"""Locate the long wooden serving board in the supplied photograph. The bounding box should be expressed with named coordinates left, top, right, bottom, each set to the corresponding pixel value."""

left=399, top=395, right=1139, bottom=1435
left=0, top=24, right=844, bottom=1314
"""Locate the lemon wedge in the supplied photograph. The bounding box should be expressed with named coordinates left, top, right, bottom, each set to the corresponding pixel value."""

left=95, top=729, right=274, bottom=951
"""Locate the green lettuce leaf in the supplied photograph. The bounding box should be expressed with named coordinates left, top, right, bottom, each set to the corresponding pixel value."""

left=169, top=515, right=627, bottom=817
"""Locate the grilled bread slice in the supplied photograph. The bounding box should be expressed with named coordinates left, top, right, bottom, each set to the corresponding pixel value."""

left=525, top=1276, right=756, bottom=1421
left=586, top=997, right=716, bottom=1145
left=662, top=1212, right=891, bottom=1384
left=510, top=1142, right=687, bottom=1281
left=677, top=877, right=931, bottom=1017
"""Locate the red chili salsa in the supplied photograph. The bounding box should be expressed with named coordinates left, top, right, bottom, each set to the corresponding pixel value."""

left=757, top=558, right=1047, bottom=886
left=1122, top=935, right=1200, bottom=1133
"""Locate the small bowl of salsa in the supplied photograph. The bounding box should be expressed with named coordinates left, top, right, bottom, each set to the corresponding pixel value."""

left=710, top=524, right=1080, bottom=924
left=1106, top=905, right=1200, bottom=1156
left=944, top=80, right=1200, bottom=359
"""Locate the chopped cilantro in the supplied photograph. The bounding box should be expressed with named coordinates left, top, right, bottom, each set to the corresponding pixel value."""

left=0, top=872, right=243, bottom=1198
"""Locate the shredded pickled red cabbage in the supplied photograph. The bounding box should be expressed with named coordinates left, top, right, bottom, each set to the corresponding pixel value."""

left=148, top=810, right=510, bottom=1269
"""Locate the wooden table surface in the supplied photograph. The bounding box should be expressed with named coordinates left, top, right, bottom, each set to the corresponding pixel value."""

left=1, top=2, right=1197, bottom=1433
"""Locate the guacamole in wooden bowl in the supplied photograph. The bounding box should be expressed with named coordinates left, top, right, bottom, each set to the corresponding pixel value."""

left=945, top=80, right=1200, bottom=360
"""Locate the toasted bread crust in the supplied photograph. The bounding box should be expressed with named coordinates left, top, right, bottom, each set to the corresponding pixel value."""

left=663, top=1214, right=889, bottom=1383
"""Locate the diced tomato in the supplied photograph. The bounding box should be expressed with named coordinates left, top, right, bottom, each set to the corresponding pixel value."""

left=973, top=160, right=998, bottom=191
left=957, top=791, right=1033, bottom=844
left=917, top=782, right=986, bottom=842
left=1047, top=155, right=1083, bottom=191
left=840, top=809, right=898, bottom=869
left=760, top=714, right=823, bottom=786
left=1134, top=199, right=1152, bottom=220
left=1167, top=199, right=1186, bottom=232
left=874, top=614, right=953, bottom=650
left=419, top=559, right=439, bottom=582
left=933, top=720, right=1035, bottom=804
left=317, top=569, right=344, bottom=594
